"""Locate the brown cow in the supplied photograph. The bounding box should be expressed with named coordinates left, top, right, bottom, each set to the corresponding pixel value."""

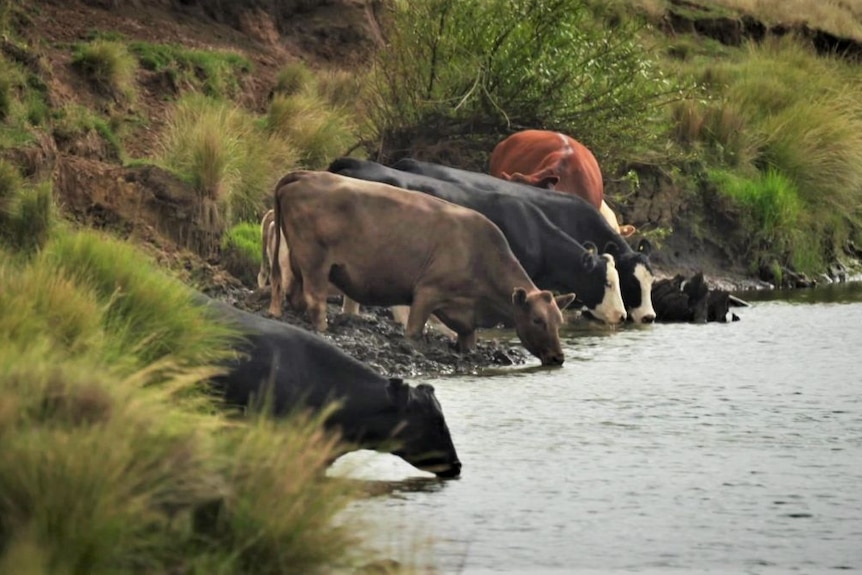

left=257, top=208, right=360, bottom=315
left=489, top=130, right=637, bottom=237
left=258, top=209, right=455, bottom=338
left=269, top=171, right=576, bottom=366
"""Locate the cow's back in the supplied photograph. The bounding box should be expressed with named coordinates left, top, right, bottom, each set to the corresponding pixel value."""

left=276, top=171, right=509, bottom=308
left=489, top=130, right=603, bottom=208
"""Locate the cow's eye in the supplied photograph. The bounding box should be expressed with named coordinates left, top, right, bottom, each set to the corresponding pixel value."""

left=605, top=281, right=612, bottom=288
left=532, top=317, right=544, bottom=326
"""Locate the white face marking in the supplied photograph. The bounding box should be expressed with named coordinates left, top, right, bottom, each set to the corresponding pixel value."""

left=592, top=256, right=627, bottom=324
left=628, top=263, right=656, bottom=323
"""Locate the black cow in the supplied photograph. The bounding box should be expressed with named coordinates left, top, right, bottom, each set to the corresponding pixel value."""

left=390, top=158, right=657, bottom=324
left=651, top=272, right=742, bottom=323
left=327, top=157, right=627, bottom=325
left=195, top=295, right=462, bottom=478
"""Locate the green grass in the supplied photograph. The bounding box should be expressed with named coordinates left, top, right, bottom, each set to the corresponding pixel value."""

left=72, top=39, right=138, bottom=101
left=0, top=160, right=54, bottom=254
left=221, top=222, right=263, bottom=287
left=0, top=224, right=374, bottom=573
left=53, top=103, right=124, bottom=159
left=130, top=41, right=252, bottom=98
left=666, top=35, right=862, bottom=273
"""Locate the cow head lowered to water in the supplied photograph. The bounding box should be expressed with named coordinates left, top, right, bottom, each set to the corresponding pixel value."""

left=197, top=295, right=462, bottom=478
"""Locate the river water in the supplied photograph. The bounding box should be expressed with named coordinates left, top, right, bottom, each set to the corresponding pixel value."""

left=331, top=282, right=862, bottom=574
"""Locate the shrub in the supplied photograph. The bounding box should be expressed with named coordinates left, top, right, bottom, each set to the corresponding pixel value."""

left=368, top=0, right=689, bottom=164
left=53, top=104, right=124, bottom=160
left=72, top=39, right=138, bottom=101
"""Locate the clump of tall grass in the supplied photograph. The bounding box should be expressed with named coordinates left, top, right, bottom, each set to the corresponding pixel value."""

left=72, top=39, right=138, bottom=101
left=267, top=91, right=356, bottom=168
left=275, top=60, right=317, bottom=96
left=0, top=235, right=373, bottom=574
left=221, top=221, right=262, bottom=287
left=34, top=229, right=237, bottom=369
left=0, top=55, right=47, bottom=147
left=0, top=160, right=55, bottom=254
left=156, top=94, right=298, bottom=228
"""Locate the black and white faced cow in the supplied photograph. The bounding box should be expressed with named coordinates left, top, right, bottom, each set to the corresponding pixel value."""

left=328, top=157, right=626, bottom=326
left=391, top=158, right=657, bottom=324
left=196, top=294, right=462, bottom=478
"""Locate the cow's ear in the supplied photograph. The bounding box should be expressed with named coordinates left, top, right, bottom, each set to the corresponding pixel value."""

left=555, top=293, right=577, bottom=311
left=533, top=174, right=559, bottom=190
left=603, top=242, right=619, bottom=257
left=581, top=251, right=596, bottom=272
left=637, top=238, right=652, bottom=255
left=512, top=287, right=528, bottom=308
left=387, top=377, right=411, bottom=410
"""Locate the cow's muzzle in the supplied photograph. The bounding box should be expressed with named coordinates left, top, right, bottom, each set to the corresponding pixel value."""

left=426, top=459, right=461, bottom=478
left=541, top=353, right=565, bottom=366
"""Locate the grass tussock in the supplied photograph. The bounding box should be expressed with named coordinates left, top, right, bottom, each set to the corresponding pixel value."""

left=72, top=39, right=138, bottom=102
left=266, top=91, right=356, bottom=169
left=34, top=229, right=238, bottom=369
left=156, top=94, right=298, bottom=226
left=53, top=103, right=124, bottom=159
left=0, top=228, right=374, bottom=574
left=0, top=55, right=47, bottom=148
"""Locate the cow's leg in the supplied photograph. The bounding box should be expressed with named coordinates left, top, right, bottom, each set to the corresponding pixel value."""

left=404, top=293, right=438, bottom=341
left=456, top=330, right=477, bottom=352
left=301, top=267, right=332, bottom=332
left=341, top=296, right=360, bottom=315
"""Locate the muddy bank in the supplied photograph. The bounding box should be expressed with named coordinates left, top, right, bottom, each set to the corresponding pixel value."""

left=204, top=285, right=529, bottom=378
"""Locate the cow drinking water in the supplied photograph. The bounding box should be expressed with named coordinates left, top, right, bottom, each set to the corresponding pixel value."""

left=196, top=294, right=462, bottom=477
left=391, top=159, right=657, bottom=324
left=269, top=170, right=576, bottom=366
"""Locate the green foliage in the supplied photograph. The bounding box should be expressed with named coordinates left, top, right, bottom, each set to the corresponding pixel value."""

left=221, top=222, right=262, bottom=287
left=72, top=39, right=138, bottom=101
left=130, top=41, right=253, bottom=98
left=370, top=0, right=689, bottom=164
left=0, top=160, right=54, bottom=254
left=156, top=94, right=298, bottom=227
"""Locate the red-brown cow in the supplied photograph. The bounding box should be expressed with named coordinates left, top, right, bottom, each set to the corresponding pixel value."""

left=489, top=130, right=636, bottom=237
left=269, top=171, right=576, bottom=366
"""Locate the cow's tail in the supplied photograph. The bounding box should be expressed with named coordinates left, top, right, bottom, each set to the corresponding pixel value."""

left=270, top=171, right=308, bottom=315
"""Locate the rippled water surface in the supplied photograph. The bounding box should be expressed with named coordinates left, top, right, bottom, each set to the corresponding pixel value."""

left=332, top=283, right=862, bottom=573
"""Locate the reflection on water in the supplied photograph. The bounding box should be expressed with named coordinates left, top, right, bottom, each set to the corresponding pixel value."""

left=333, top=282, right=862, bottom=574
